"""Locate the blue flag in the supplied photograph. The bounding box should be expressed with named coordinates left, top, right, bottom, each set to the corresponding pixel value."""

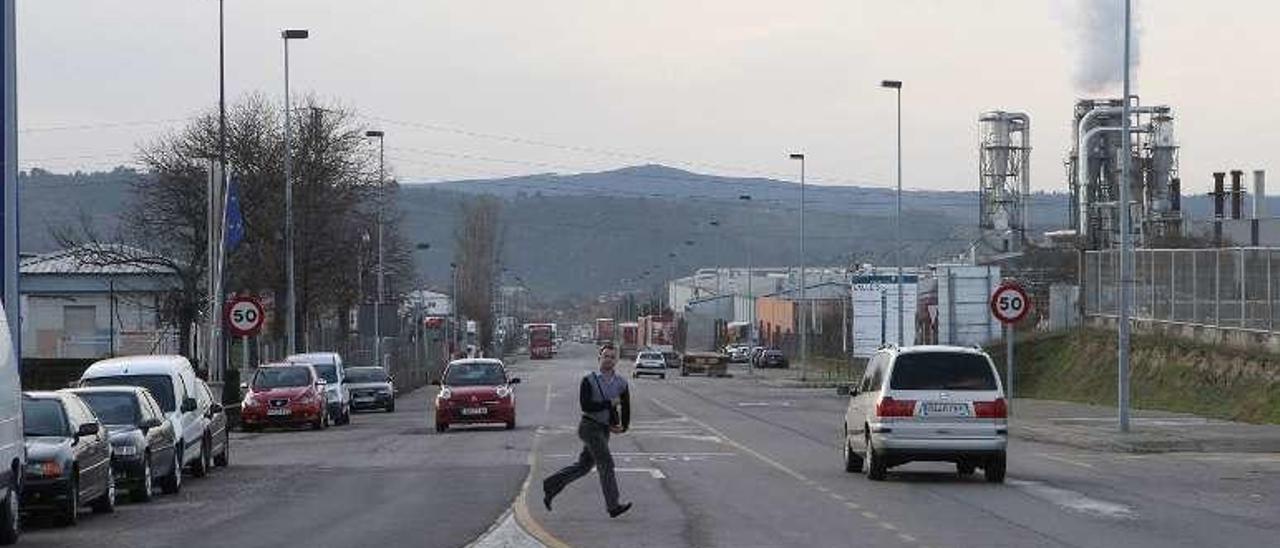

left=224, top=175, right=245, bottom=252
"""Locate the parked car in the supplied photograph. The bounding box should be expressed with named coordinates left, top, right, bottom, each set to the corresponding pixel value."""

left=633, top=351, right=668, bottom=379
left=79, top=355, right=209, bottom=478
left=197, top=379, right=230, bottom=467
left=240, top=363, right=329, bottom=431
left=759, top=349, right=789, bottom=368
left=21, top=391, right=115, bottom=525
left=0, top=304, right=23, bottom=544
left=434, top=359, right=520, bottom=432
left=286, top=353, right=351, bottom=425
left=749, top=347, right=765, bottom=367
left=843, top=345, right=1008, bottom=482
left=63, top=386, right=180, bottom=502
left=661, top=350, right=681, bottom=369
left=681, top=352, right=728, bottom=377
left=725, top=345, right=751, bottom=363
left=346, top=367, right=396, bottom=413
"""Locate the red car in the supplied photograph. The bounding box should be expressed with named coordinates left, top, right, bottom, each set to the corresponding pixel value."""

left=240, top=363, right=329, bottom=431
left=434, top=359, right=520, bottom=432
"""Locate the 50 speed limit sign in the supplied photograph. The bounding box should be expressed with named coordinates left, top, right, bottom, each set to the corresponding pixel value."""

left=225, top=295, right=265, bottom=337
left=990, top=283, right=1030, bottom=325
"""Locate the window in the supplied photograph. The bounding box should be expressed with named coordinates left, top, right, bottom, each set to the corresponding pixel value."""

left=77, top=392, right=142, bottom=426
left=253, top=367, right=314, bottom=389
left=889, top=352, right=998, bottom=391
left=63, top=305, right=97, bottom=337
left=23, top=399, right=69, bottom=437
left=82, top=375, right=176, bottom=413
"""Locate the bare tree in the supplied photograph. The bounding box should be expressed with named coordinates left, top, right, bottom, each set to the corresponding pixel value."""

left=453, top=197, right=502, bottom=350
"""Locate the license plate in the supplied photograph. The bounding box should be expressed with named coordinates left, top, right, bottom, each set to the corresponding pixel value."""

left=461, top=407, right=488, bottom=416
left=354, top=397, right=374, bottom=403
left=267, top=408, right=292, bottom=416
left=920, top=402, right=970, bottom=417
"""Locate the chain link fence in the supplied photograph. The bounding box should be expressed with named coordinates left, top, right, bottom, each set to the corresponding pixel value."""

left=1085, top=247, right=1280, bottom=332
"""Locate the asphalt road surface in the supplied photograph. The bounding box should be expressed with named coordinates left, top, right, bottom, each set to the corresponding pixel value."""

left=27, top=343, right=1280, bottom=548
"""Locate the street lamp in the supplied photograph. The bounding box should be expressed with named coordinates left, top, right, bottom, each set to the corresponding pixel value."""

left=738, top=194, right=753, bottom=345
left=1117, top=0, right=1133, bottom=433
left=366, top=130, right=386, bottom=368
left=789, top=153, right=807, bottom=381
left=881, top=79, right=904, bottom=345
left=709, top=218, right=722, bottom=294
left=282, top=28, right=309, bottom=355
left=450, top=262, right=459, bottom=353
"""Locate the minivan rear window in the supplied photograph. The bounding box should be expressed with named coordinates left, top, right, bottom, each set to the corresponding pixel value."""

left=889, top=353, right=997, bottom=391
left=82, top=375, right=176, bottom=412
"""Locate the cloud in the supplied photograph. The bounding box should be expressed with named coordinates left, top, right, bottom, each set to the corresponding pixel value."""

left=1064, top=0, right=1141, bottom=93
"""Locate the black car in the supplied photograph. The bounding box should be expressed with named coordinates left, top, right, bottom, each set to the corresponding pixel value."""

left=21, top=392, right=115, bottom=525
left=64, top=386, right=181, bottom=503
left=197, top=379, right=231, bottom=469
left=345, top=367, right=396, bottom=412
left=760, top=349, right=789, bottom=368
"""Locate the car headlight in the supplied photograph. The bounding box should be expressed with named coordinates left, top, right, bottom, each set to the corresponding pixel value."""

left=377, top=387, right=392, bottom=395
left=436, top=387, right=452, bottom=400
left=496, top=386, right=512, bottom=399
left=25, top=461, right=62, bottom=478
left=242, top=395, right=258, bottom=408
left=113, top=445, right=139, bottom=457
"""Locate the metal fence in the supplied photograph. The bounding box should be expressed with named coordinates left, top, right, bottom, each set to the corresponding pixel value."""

left=1085, top=247, right=1280, bottom=332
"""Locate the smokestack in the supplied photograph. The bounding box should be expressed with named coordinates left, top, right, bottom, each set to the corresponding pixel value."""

left=1231, top=170, right=1244, bottom=220
left=1213, top=172, right=1226, bottom=219
left=1170, top=177, right=1181, bottom=211
left=1254, top=170, right=1267, bottom=219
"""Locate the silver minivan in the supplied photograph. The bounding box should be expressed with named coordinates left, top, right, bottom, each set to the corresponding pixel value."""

left=0, top=304, right=23, bottom=544
left=843, top=345, right=1008, bottom=482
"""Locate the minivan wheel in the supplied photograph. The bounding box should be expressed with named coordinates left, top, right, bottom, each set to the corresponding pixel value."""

left=192, top=436, right=210, bottom=477
left=0, top=474, right=22, bottom=545
left=843, top=434, right=863, bottom=473
left=957, top=462, right=976, bottom=477
left=90, top=472, right=116, bottom=514
left=984, top=454, right=1007, bottom=483
left=864, top=436, right=887, bottom=481
left=54, top=472, right=78, bottom=526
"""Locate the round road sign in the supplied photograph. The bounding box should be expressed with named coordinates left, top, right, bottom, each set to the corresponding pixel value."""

left=226, top=296, right=265, bottom=337
left=990, top=283, right=1030, bottom=325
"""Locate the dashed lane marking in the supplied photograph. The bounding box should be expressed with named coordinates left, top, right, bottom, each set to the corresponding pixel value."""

left=1035, top=452, right=1096, bottom=469
left=616, top=467, right=667, bottom=479
left=1008, top=479, right=1137, bottom=520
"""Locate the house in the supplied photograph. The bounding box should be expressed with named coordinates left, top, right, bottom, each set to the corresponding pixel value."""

left=20, top=244, right=182, bottom=360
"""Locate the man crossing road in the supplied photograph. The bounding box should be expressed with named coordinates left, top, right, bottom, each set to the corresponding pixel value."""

left=542, top=343, right=633, bottom=518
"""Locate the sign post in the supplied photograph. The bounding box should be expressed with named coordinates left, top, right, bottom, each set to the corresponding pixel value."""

left=225, top=295, right=265, bottom=374
left=990, top=282, right=1030, bottom=405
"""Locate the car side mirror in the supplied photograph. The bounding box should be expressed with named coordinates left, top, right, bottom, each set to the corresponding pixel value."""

left=76, top=422, right=100, bottom=437
left=140, top=417, right=162, bottom=431
left=181, top=397, right=198, bottom=413
left=508, top=377, right=521, bottom=385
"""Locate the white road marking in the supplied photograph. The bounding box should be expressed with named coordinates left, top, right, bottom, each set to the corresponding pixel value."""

left=649, top=397, right=811, bottom=483
left=616, top=467, right=667, bottom=479
left=1035, top=452, right=1097, bottom=469
left=1008, top=479, right=1137, bottom=519
left=545, top=451, right=733, bottom=459
left=543, top=383, right=553, bottom=413
left=736, top=401, right=793, bottom=407
left=897, top=533, right=917, bottom=543
left=844, top=501, right=862, bottom=510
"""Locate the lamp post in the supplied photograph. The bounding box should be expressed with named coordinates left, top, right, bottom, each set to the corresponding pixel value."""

left=709, top=218, right=722, bottom=295
left=789, top=153, right=807, bottom=381
left=366, top=130, right=386, bottom=368
left=450, top=262, right=459, bottom=353
left=738, top=194, right=754, bottom=346
left=1118, top=0, right=1133, bottom=433
left=881, top=79, right=904, bottom=345
left=281, top=28, right=308, bottom=355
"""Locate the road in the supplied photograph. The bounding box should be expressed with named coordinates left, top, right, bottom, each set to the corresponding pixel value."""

left=26, top=343, right=1279, bottom=548
left=527, top=343, right=1280, bottom=548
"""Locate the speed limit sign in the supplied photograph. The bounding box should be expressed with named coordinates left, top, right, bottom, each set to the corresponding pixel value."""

left=225, top=295, right=265, bottom=337
left=990, top=283, right=1030, bottom=325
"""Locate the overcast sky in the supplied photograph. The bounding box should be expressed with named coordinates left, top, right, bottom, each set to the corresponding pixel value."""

left=15, top=1, right=1280, bottom=195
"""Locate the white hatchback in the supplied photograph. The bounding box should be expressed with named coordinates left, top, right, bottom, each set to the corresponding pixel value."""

left=633, top=351, right=668, bottom=379
left=842, top=345, right=1008, bottom=482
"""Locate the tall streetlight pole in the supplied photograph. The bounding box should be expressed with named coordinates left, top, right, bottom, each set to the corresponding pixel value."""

left=709, top=218, right=722, bottom=294
left=881, top=79, right=904, bottom=345
left=450, top=262, right=459, bottom=353
left=366, top=130, right=386, bottom=368
left=789, top=153, right=807, bottom=381
left=1117, top=0, right=1133, bottom=433
left=281, top=28, right=308, bottom=355
left=738, top=194, right=754, bottom=346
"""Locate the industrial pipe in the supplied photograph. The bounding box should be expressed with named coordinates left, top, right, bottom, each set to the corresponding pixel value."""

left=1076, top=104, right=1165, bottom=236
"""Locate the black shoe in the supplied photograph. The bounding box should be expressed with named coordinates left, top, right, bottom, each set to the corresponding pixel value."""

left=608, top=502, right=632, bottom=518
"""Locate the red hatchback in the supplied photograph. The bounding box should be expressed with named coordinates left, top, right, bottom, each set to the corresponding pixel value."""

left=240, top=363, right=329, bottom=431
left=434, top=359, right=520, bottom=432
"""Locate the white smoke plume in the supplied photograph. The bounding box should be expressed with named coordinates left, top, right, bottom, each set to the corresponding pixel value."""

left=1066, top=0, right=1141, bottom=93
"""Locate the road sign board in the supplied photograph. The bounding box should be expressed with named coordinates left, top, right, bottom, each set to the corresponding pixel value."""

left=990, top=283, right=1030, bottom=325
left=226, top=295, right=265, bottom=337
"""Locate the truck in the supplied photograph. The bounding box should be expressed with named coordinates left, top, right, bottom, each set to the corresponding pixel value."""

left=527, top=323, right=556, bottom=359
left=619, top=322, right=640, bottom=358
left=594, top=318, right=616, bottom=346
left=637, top=315, right=675, bottom=353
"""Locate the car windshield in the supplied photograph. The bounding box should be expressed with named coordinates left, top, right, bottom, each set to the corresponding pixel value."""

left=254, top=367, right=313, bottom=389
left=346, top=368, right=388, bottom=384
left=23, top=399, right=69, bottom=437
left=889, top=353, right=998, bottom=391
left=76, top=392, right=141, bottom=426
left=445, top=363, right=506, bottom=386
left=639, top=353, right=662, bottom=360
left=82, top=375, right=176, bottom=413
left=311, top=363, right=339, bottom=383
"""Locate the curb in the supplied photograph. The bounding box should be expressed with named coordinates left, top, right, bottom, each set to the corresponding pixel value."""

left=1012, top=424, right=1280, bottom=454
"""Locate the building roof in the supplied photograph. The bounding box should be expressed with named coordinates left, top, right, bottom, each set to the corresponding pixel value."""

left=20, top=244, right=178, bottom=276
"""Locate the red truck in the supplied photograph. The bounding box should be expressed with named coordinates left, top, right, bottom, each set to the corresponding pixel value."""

left=638, top=315, right=675, bottom=353
left=527, top=323, right=555, bottom=360
left=595, top=318, right=616, bottom=346
left=619, top=322, right=639, bottom=358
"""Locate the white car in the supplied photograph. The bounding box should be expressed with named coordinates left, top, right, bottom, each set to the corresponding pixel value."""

left=842, top=345, right=1008, bottom=483
left=79, top=355, right=212, bottom=483
left=0, top=303, right=23, bottom=544
left=633, top=351, right=668, bottom=379
left=287, top=352, right=351, bottom=425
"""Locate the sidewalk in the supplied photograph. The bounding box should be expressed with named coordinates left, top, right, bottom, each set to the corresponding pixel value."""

left=1011, top=399, right=1280, bottom=454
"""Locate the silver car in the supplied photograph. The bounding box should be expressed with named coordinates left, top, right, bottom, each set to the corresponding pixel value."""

left=633, top=351, right=668, bottom=379
left=842, top=345, right=1008, bottom=482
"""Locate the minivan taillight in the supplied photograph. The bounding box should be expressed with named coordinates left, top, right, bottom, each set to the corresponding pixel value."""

left=973, top=398, right=1008, bottom=419
left=875, top=397, right=916, bottom=417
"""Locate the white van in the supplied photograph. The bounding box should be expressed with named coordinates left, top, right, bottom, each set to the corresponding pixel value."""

left=286, top=353, right=351, bottom=425
left=0, top=304, right=24, bottom=545
left=79, top=355, right=211, bottom=481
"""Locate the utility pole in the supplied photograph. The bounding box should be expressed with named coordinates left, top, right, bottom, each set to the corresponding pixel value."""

left=281, top=29, right=308, bottom=355
left=789, top=153, right=807, bottom=381
left=366, top=130, right=386, bottom=368
left=1117, top=0, right=1133, bottom=433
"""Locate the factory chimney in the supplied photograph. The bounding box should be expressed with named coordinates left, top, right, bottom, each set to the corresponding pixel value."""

left=1254, top=170, right=1267, bottom=219
left=1231, top=170, right=1245, bottom=220
left=1170, top=177, right=1181, bottom=211
left=1213, top=172, right=1226, bottom=219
